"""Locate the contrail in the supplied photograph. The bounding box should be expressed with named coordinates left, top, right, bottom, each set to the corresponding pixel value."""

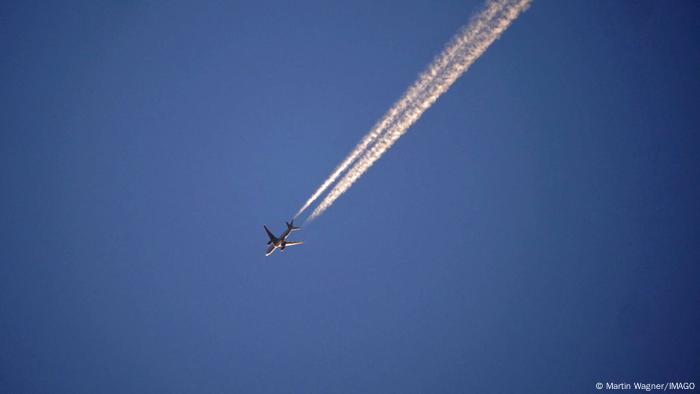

left=293, top=0, right=511, bottom=220
left=308, top=0, right=530, bottom=221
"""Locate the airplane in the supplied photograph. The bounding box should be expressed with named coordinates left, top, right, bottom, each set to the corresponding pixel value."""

left=264, top=220, right=303, bottom=256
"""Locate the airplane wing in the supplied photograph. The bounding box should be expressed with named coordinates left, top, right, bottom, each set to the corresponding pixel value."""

left=284, top=241, right=303, bottom=247
left=265, top=244, right=276, bottom=256
left=264, top=226, right=278, bottom=242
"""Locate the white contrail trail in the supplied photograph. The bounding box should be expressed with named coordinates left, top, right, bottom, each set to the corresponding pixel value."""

left=308, top=0, right=530, bottom=221
left=293, top=0, right=511, bottom=220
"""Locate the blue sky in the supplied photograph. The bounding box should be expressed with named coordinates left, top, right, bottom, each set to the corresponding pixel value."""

left=2, top=1, right=699, bottom=392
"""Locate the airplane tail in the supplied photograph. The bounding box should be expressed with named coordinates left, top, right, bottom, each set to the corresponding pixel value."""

left=286, top=220, right=300, bottom=231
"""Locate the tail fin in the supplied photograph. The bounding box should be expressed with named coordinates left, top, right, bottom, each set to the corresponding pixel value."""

left=286, top=220, right=300, bottom=231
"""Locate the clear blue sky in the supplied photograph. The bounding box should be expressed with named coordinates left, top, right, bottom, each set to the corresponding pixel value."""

left=2, top=1, right=699, bottom=392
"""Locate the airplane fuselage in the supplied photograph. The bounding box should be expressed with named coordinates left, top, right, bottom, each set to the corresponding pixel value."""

left=273, top=239, right=288, bottom=250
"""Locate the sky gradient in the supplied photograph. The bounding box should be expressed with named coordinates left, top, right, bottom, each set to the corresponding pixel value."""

left=2, top=1, right=699, bottom=392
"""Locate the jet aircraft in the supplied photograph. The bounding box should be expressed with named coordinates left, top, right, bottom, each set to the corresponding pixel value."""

left=264, top=220, right=302, bottom=256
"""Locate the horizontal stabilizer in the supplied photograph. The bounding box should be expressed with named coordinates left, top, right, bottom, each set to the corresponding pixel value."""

left=286, top=220, right=301, bottom=231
